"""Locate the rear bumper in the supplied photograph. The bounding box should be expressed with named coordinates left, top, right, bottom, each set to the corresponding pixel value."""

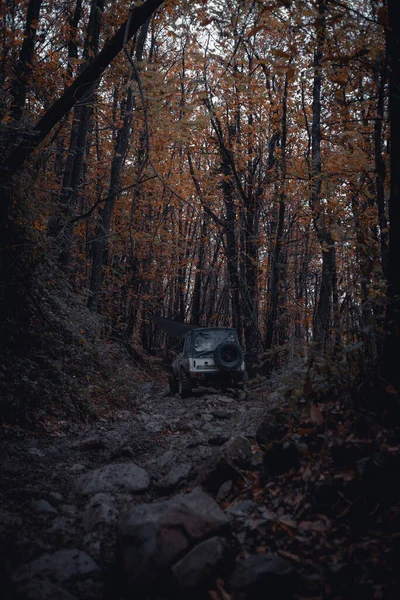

left=189, top=370, right=245, bottom=387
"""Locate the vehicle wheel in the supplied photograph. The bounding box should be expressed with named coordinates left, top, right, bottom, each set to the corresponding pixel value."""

left=178, top=369, right=192, bottom=398
left=169, top=374, right=178, bottom=395
left=214, top=342, right=243, bottom=371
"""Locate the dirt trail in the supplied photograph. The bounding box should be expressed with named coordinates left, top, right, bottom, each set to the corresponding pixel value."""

left=0, top=383, right=266, bottom=599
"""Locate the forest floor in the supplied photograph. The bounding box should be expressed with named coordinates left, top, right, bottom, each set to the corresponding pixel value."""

left=1, top=363, right=400, bottom=600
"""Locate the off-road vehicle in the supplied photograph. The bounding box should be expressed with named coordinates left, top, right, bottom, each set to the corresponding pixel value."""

left=169, top=327, right=246, bottom=397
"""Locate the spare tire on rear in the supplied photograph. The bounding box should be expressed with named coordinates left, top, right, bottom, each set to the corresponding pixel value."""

left=214, top=342, right=243, bottom=371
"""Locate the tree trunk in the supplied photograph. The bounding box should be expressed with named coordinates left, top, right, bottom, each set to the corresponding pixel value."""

left=265, top=72, right=289, bottom=361
left=9, top=0, right=43, bottom=121
left=88, top=20, right=150, bottom=310
left=55, top=0, right=104, bottom=268
left=383, top=0, right=400, bottom=392
left=310, top=0, right=335, bottom=348
left=374, top=52, right=389, bottom=279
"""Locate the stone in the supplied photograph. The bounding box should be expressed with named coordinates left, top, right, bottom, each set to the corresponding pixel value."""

left=216, top=480, right=233, bottom=503
left=76, top=462, right=150, bottom=496
left=211, top=410, right=233, bottom=420
left=197, top=455, right=243, bottom=494
left=26, top=447, right=46, bottom=458
left=60, top=505, right=78, bottom=518
left=112, top=445, right=135, bottom=460
left=118, top=488, right=230, bottom=590
left=172, top=536, right=233, bottom=589
left=48, top=492, right=63, bottom=505
left=12, top=580, right=77, bottom=600
left=145, top=450, right=175, bottom=469
left=256, top=419, right=288, bottom=447
left=197, top=436, right=253, bottom=493
left=154, top=463, right=192, bottom=494
left=83, top=493, right=118, bottom=531
left=228, top=554, right=295, bottom=599
left=261, top=441, right=299, bottom=480
left=32, top=500, right=58, bottom=515
left=139, top=381, right=155, bottom=392
left=215, top=395, right=234, bottom=404
left=72, top=437, right=107, bottom=451
left=13, top=549, right=101, bottom=584
left=69, top=464, right=87, bottom=474
left=221, top=436, right=253, bottom=469
left=208, top=434, right=231, bottom=447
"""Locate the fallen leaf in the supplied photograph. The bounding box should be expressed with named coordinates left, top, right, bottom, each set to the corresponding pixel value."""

left=310, top=405, right=325, bottom=426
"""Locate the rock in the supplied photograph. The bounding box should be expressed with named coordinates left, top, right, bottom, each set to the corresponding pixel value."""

left=13, top=549, right=101, bottom=584
left=112, top=445, right=135, bottom=460
left=139, top=381, right=155, bottom=392
left=154, top=463, right=192, bottom=494
left=172, top=536, right=233, bottom=589
left=202, top=413, right=214, bottom=423
left=72, top=437, right=107, bottom=451
left=261, top=441, right=299, bottom=480
left=83, top=493, right=118, bottom=531
left=197, top=436, right=253, bottom=493
left=221, top=436, right=253, bottom=469
left=26, top=447, right=46, bottom=458
left=215, top=395, right=234, bottom=404
left=174, top=419, right=193, bottom=432
left=211, top=410, right=233, bottom=420
left=117, top=488, right=230, bottom=590
left=256, top=419, right=288, bottom=447
left=197, top=455, right=243, bottom=494
left=216, top=480, right=233, bottom=503
left=76, top=462, right=150, bottom=495
left=228, top=554, right=296, bottom=599
left=146, top=450, right=175, bottom=469
left=12, top=580, right=78, bottom=600
left=208, top=434, right=231, bottom=447
left=161, top=385, right=170, bottom=397
left=82, top=533, right=102, bottom=562
left=32, top=500, right=58, bottom=515
left=69, top=464, right=87, bottom=474
left=48, top=492, right=63, bottom=505
left=60, top=505, right=78, bottom=518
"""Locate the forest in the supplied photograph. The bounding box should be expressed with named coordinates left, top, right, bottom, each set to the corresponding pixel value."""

left=0, top=0, right=399, bottom=400
left=0, top=0, right=400, bottom=598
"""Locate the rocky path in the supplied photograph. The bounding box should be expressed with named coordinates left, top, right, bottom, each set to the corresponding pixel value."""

left=1, top=383, right=271, bottom=599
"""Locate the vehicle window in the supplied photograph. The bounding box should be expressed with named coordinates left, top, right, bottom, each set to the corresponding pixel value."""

left=193, top=330, right=236, bottom=354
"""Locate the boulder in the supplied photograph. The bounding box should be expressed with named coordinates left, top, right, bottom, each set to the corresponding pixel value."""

left=83, top=493, right=118, bottom=531
left=221, top=436, right=253, bottom=469
left=256, top=419, right=288, bottom=447
left=117, top=488, right=230, bottom=591
left=154, top=463, right=192, bottom=494
left=172, top=536, right=233, bottom=590
left=31, top=500, right=58, bottom=515
left=197, top=436, right=253, bottom=493
left=13, top=549, right=101, bottom=585
left=261, top=441, right=299, bottom=481
left=76, top=462, right=150, bottom=496
left=228, top=554, right=296, bottom=599
left=11, top=580, right=77, bottom=600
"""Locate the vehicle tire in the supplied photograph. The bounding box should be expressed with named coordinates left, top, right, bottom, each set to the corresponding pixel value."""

left=214, top=342, right=243, bottom=371
left=169, top=374, right=178, bottom=395
left=178, top=369, right=192, bottom=398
